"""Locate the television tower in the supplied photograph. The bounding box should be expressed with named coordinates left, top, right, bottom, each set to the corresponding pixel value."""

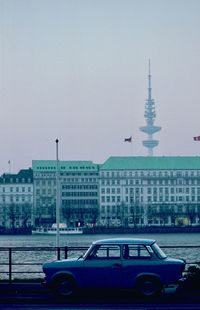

left=140, top=60, right=161, bottom=156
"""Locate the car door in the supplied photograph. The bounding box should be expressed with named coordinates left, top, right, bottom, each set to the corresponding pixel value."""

left=82, top=244, right=122, bottom=288
left=121, top=244, right=153, bottom=288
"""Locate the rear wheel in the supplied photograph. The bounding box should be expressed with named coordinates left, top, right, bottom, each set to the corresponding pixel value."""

left=53, top=276, right=76, bottom=298
left=136, top=277, right=162, bottom=297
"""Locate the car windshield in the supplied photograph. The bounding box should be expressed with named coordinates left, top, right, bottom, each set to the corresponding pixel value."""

left=152, top=242, right=167, bottom=259
left=82, top=245, right=93, bottom=259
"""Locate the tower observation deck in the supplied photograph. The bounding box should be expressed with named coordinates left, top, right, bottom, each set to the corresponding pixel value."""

left=140, top=61, right=161, bottom=156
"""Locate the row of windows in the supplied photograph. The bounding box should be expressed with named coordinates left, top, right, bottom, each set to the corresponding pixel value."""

left=101, top=195, right=200, bottom=204
left=0, top=178, right=32, bottom=183
left=62, top=185, right=98, bottom=190
left=35, top=180, right=56, bottom=186
left=35, top=178, right=98, bottom=186
left=0, top=187, right=32, bottom=193
left=34, top=168, right=99, bottom=178
left=62, top=178, right=98, bottom=183
left=36, top=189, right=56, bottom=195
left=62, top=192, right=98, bottom=197
left=101, top=204, right=200, bottom=213
left=101, top=187, right=200, bottom=195
left=101, top=205, right=142, bottom=214
left=100, top=170, right=200, bottom=178
left=147, top=187, right=199, bottom=194
left=60, top=172, right=98, bottom=175
left=62, top=199, right=98, bottom=205
left=101, top=179, right=200, bottom=186
left=0, top=196, right=32, bottom=203
left=35, top=165, right=97, bottom=171
left=101, top=196, right=143, bottom=203
left=147, top=196, right=200, bottom=202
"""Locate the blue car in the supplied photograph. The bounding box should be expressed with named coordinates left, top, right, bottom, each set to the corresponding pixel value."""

left=43, top=238, right=185, bottom=297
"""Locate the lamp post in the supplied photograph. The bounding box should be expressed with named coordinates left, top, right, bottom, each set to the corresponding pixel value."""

left=55, top=139, right=60, bottom=248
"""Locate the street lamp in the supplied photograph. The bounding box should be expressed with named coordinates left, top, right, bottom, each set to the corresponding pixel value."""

left=55, top=139, right=60, bottom=248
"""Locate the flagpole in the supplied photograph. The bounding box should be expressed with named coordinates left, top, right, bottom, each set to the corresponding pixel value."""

left=8, top=160, right=11, bottom=174
left=124, top=136, right=133, bottom=156
left=55, top=139, right=60, bottom=248
left=130, top=140, right=133, bottom=156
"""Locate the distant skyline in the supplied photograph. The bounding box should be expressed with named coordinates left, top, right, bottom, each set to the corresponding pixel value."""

left=1, top=0, right=200, bottom=173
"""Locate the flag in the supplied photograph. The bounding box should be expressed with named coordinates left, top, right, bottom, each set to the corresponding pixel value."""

left=193, top=136, right=200, bottom=141
left=124, top=136, right=132, bottom=143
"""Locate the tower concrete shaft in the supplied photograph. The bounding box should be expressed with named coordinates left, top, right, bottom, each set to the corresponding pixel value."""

left=140, top=60, right=161, bottom=156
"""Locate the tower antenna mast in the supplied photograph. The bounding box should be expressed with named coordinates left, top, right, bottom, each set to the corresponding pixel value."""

left=140, top=60, right=161, bottom=156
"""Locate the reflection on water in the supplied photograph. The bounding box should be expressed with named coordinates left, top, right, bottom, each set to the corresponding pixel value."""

left=0, top=233, right=199, bottom=280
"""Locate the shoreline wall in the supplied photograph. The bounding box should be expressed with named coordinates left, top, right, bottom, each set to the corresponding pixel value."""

left=83, top=225, right=200, bottom=234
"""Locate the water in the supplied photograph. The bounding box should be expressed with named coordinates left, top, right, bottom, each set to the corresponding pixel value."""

left=0, top=233, right=199, bottom=279
left=0, top=232, right=199, bottom=249
left=0, top=232, right=199, bottom=247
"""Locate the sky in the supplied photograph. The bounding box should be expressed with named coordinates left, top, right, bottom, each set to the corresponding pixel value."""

left=0, top=0, right=200, bottom=173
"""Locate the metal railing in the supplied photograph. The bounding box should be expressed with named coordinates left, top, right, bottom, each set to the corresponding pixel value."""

left=0, top=245, right=199, bottom=283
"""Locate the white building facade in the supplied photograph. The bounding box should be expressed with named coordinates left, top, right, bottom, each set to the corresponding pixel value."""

left=0, top=169, right=33, bottom=229
left=99, top=157, right=200, bottom=227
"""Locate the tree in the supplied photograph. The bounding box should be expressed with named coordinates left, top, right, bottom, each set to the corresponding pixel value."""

left=21, top=203, right=32, bottom=228
left=7, top=203, right=17, bottom=229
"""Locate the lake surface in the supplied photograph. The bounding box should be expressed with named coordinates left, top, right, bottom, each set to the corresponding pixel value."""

left=0, top=233, right=199, bottom=279
left=0, top=232, right=199, bottom=247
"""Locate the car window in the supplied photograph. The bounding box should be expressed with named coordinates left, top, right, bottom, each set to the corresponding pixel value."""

left=88, top=245, right=121, bottom=259
left=151, top=242, right=167, bottom=259
left=122, top=245, right=151, bottom=259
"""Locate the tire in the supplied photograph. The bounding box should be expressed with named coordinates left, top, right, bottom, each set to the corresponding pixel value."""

left=53, top=276, right=76, bottom=298
left=136, top=276, right=162, bottom=297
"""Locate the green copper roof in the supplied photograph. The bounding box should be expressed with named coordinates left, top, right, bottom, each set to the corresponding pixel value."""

left=32, top=160, right=99, bottom=172
left=100, top=156, right=200, bottom=170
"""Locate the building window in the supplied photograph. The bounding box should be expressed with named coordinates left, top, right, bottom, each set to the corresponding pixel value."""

left=106, top=196, right=110, bottom=203
left=147, top=188, right=151, bottom=194
left=192, top=196, right=195, bottom=202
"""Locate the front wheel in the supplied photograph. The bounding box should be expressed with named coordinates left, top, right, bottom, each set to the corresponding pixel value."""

left=53, top=276, right=76, bottom=298
left=136, top=277, right=162, bottom=297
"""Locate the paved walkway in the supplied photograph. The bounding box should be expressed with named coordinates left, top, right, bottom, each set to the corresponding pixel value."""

left=0, top=282, right=200, bottom=308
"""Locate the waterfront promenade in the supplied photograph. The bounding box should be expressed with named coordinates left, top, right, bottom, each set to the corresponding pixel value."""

left=0, top=281, right=200, bottom=309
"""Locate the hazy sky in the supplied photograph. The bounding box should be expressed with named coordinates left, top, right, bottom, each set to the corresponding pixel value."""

left=1, top=0, right=200, bottom=173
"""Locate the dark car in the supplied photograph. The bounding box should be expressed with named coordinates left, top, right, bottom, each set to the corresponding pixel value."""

left=43, top=238, right=185, bottom=297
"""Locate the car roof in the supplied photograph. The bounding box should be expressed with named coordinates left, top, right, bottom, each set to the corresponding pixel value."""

left=92, top=238, right=155, bottom=246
